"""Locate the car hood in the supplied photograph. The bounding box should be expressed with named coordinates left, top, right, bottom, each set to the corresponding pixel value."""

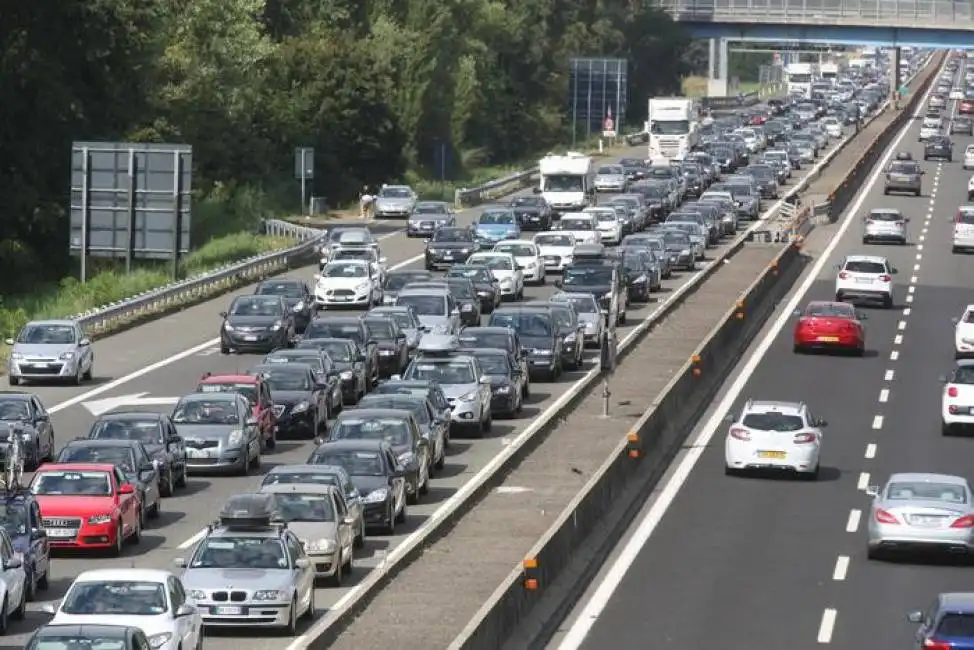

left=563, top=283, right=611, bottom=296
left=269, top=390, right=312, bottom=405
left=174, top=423, right=240, bottom=440
left=12, top=343, right=76, bottom=357
left=226, top=315, right=279, bottom=328
left=417, top=314, right=451, bottom=331
left=316, top=277, right=371, bottom=291
left=596, top=174, right=626, bottom=182
left=36, top=495, right=117, bottom=517
left=376, top=198, right=413, bottom=207
left=142, top=442, right=166, bottom=459
left=0, top=422, right=34, bottom=439
left=577, top=312, right=601, bottom=326
left=183, top=568, right=294, bottom=591
left=537, top=245, right=574, bottom=256
left=440, top=383, right=479, bottom=399
left=519, top=334, right=555, bottom=350
left=512, top=206, right=541, bottom=214
left=285, top=520, right=339, bottom=543
left=349, top=474, right=390, bottom=495
left=376, top=340, right=399, bottom=351
left=486, top=373, right=514, bottom=387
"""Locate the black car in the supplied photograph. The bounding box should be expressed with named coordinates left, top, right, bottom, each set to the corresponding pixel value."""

left=442, top=277, right=482, bottom=326
left=85, top=411, right=188, bottom=496
left=0, top=391, right=56, bottom=469
left=363, top=314, right=410, bottom=378
left=743, top=164, right=779, bottom=199
left=508, top=196, right=552, bottom=231
left=249, top=363, right=328, bottom=438
left=424, top=227, right=480, bottom=270
left=307, top=439, right=406, bottom=534
left=373, top=379, right=453, bottom=423
left=259, top=349, right=344, bottom=416
left=522, top=301, right=585, bottom=371
left=621, top=249, right=654, bottom=302
left=681, top=170, right=705, bottom=199
left=627, top=185, right=666, bottom=221
left=619, top=157, right=648, bottom=181
left=297, top=337, right=369, bottom=404
left=445, top=264, right=501, bottom=313
left=459, top=347, right=525, bottom=418
left=304, top=316, right=379, bottom=388
left=924, top=135, right=954, bottom=161
left=382, top=269, right=434, bottom=307
left=556, top=262, right=626, bottom=324
left=456, top=326, right=530, bottom=395
left=487, top=307, right=562, bottom=381
left=952, top=117, right=974, bottom=136
left=56, top=439, right=162, bottom=519
left=254, top=279, right=314, bottom=333
left=219, top=295, right=295, bottom=354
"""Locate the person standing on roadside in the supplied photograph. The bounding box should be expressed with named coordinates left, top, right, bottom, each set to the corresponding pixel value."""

left=360, top=185, right=374, bottom=220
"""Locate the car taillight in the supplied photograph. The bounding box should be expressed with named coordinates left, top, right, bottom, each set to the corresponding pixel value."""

left=949, top=386, right=959, bottom=397
left=729, top=427, right=750, bottom=441
left=879, top=274, right=892, bottom=282
left=952, top=515, right=974, bottom=528
left=875, top=508, right=900, bottom=524
left=838, top=271, right=850, bottom=279
left=924, top=640, right=951, bottom=650
left=793, top=432, right=816, bottom=444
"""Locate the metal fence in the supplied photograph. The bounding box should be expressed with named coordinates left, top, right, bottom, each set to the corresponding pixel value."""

left=652, top=0, right=974, bottom=27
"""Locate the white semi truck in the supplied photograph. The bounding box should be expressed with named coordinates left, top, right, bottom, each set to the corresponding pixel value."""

left=537, top=152, right=595, bottom=213
left=786, top=62, right=817, bottom=98
left=647, top=98, right=699, bottom=161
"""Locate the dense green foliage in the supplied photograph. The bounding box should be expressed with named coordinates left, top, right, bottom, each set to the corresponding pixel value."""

left=1, top=0, right=693, bottom=296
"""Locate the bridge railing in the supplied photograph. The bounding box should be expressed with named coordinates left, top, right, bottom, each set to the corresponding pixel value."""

left=653, top=0, right=974, bottom=28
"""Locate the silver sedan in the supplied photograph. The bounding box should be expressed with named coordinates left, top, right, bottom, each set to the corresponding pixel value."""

left=866, top=472, right=974, bottom=560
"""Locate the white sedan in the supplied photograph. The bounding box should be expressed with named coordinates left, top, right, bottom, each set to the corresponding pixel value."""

left=45, top=568, right=203, bottom=650
left=493, top=240, right=544, bottom=284
left=532, top=232, right=576, bottom=272
left=313, top=260, right=382, bottom=308
left=951, top=89, right=965, bottom=100
left=467, top=252, right=524, bottom=300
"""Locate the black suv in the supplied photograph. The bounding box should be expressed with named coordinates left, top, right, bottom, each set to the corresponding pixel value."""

left=304, top=316, right=380, bottom=388
left=486, top=307, right=562, bottom=381
left=555, top=260, right=628, bottom=326
left=924, top=135, right=954, bottom=162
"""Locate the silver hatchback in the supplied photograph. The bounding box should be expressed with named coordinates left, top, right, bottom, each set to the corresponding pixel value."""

left=862, top=208, right=908, bottom=245
left=6, top=320, right=94, bottom=386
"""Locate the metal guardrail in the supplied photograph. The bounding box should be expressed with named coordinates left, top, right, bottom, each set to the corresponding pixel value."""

left=68, top=218, right=325, bottom=334
left=652, top=0, right=974, bottom=27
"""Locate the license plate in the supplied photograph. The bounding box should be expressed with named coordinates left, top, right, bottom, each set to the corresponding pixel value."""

left=214, top=606, right=242, bottom=615
left=910, top=516, right=943, bottom=527
left=243, top=335, right=258, bottom=341
left=30, top=363, right=49, bottom=368
left=758, top=451, right=786, bottom=459
left=817, top=336, right=839, bottom=343
left=186, top=448, right=207, bottom=458
left=855, top=278, right=872, bottom=284
left=44, top=528, right=75, bottom=538
left=333, top=296, right=349, bottom=301
left=443, top=254, right=453, bottom=260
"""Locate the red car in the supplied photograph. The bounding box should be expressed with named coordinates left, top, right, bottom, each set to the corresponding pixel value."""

left=31, top=463, right=141, bottom=555
left=197, top=373, right=278, bottom=449
left=793, top=301, right=866, bottom=355
left=960, top=99, right=974, bottom=115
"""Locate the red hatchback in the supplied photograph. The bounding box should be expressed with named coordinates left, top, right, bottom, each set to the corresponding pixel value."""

left=793, top=301, right=866, bottom=355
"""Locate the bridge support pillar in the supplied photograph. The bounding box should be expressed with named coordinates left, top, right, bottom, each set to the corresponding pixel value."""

left=707, top=38, right=730, bottom=96
left=890, top=47, right=901, bottom=104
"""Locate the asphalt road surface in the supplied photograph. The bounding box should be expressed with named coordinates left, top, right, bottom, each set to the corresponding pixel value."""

left=549, top=60, right=970, bottom=650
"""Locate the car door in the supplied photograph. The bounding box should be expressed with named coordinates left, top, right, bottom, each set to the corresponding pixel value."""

left=0, top=533, right=24, bottom=612
left=169, top=576, right=197, bottom=648
left=239, top=397, right=259, bottom=459
left=308, top=367, right=326, bottom=420
left=28, top=500, right=50, bottom=580
left=164, top=417, right=187, bottom=474
left=29, top=396, right=53, bottom=459
left=114, top=467, right=138, bottom=532
left=409, top=416, right=428, bottom=476
left=385, top=449, right=405, bottom=510
left=339, top=473, right=364, bottom=531
left=136, top=444, right=160, bottom=506
left=285, top=532, right=314, bottom=603
left=74, top=324, right=92, bottom=371
left=331, top=491, right=354, bottom=558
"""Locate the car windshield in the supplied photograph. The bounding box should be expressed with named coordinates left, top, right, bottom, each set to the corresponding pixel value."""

left=331, top=417, right=411, bottom=446
left=727, top=185, right=751, bottom=197
left=230, top=297, right=281, bottom=317
left=476, top=355, right=511, bottom=375
left=495, top=244, right=535, bottom=257
left=551, top=294, right=599, bottom=313
left=396, top=294, right=446, bottom=316
left=89, top=419, right=164, bottom=446
left=61, top=580, right=167, bottom=615
left=937, top=614, right=974, bottom=637
left=265, top=355, right=324, bottom=374
left=16, top=324, right=75, bottom=345
left=197, top=382, right=258, bottom=404
left=534, top=234, right=574, bottom=247
left=0, top=502, right=27, bottom=536
left=448, top=282, right=475, bottom=299
left=191, top=537, right=287, bottom=569
left=0, top=399, right=29, bottom=421
left=511, top=197, right=543, bottom=207
left=952, top=366, right=974, bottom=384
left=740, top=412, right=804, bottom=431
left=889, top=162, right=918, bottom=174
left=172, top=399, right=239, bottom=425
left=365, top=320, right=396, bottom=340
left=843, top=261, right=886, bottom=274
left=886, top=481, right=967, bottom=503
left=564, top=266, right=613, bottom=285
left=262, top=471, right=340, bottom=487
left=474, top=256, right=514, bottom=271
left=59, top=446, right=135, bottom=474
left=332, top=250, right=373, bottom=262
left=32, top=470, right=112, bottom=496
left=414, top=204, right=446, bottom=214
left=598, top=166, right=623, bottom=175
left=336, top=231, right=373, bottom=245
left=304, top=321, right=362, bottom=342
left=447, top=267, right=491, bottom=282
left=257, top=282, right=303, bottom=298
left=272, top=492, right=336, bottom=522
left=432, top=229, right=473, bottom=243
left=311, top=450, right=385, bottom=477
left=379, top=187, right=411, bottom=198
left=359, top=397, right=429, bottom=423
left=559, top=218, right=593, bottom=231
left=868, top=211, right=902, bottom=222
left=958, top=209, right=974, bottom=225
left=302, top=340, right=352, bottom=361
left=458, top=331, right=510, bottom=350
left=405, top=360, right=476, bottom=384
left=323, top=262, right=367, bottom=278
left=805, top=303, right=855, bottom=318
left=263, top=370, right=311, bottom=391
left=479, top=211, right=515, bottom=225
left=488, top=312, right=552, bottom=336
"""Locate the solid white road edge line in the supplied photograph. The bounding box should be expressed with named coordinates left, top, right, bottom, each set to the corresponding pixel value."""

left=553, top=59, right=943, bottom=650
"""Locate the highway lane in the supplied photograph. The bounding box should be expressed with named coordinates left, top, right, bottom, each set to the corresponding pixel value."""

left=553, top=64, right=964, bottom=650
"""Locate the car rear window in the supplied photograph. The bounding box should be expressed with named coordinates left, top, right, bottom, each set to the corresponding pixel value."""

left=844, top=261, right=886, bottom=274
left=740, top=412, right=804, bottom=432
left=937, top=613, right=974, bottom=637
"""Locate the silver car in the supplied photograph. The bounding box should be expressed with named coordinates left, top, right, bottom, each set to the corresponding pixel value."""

left=594, top=164, right=628, bottom=193
left=6, top=320, right=94, bottom=386
left=260, top=482, right=357, bottom=585
left=407, top=201, right=456, bottom=237
left=550, top=292, right=603, bottom=347
left=176, top=494, right=315, bottom=630
left=866, top=473, right=974, bottom=559
left=373, top=184, right=417, bottom=219
left=862, top=208, right=909, bottom=245
left=394, top=288, right=459, bottom=335
left=171, top=392, right=262, bottom=474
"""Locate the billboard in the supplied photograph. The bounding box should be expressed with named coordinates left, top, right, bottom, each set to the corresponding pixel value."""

left=569, top=58, right=629, bottom=143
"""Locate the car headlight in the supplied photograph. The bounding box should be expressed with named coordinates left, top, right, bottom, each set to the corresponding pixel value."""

left=460, top=248, right=471, bottom=254
left=495, top=385, right=511, bottom=394
left=305, top=538, right=337, bottom=553
left=564, top=333, right=577, bottom=343
left=459, top=391, right=478, bottom=402
left=189, top=589, right=206, bottom=600
left=461, top=303, right=473, bottom=311
left=356, top=282, right=371, bottom=292
left=271, top=320, right=282, bottom=331
left=635, top=275, right=647, bottom=283
left=9, top=352, right=22, bottom=360
left=363, top=488, right=389, bottom=503
left=59, top=351, right=75, bottom=360
left=253, top=590, right=286, bottom=601
left=223, top=322, right=234, bottom=332
left=227, top=430, right=243, bottom=446
left=499, top=277, right=513, bottom=287
left=681, top=249, right=691, bottom=256
left=291, top=401, right=310, bottom=413
left=398, top=452, right=414, bottom=465
left=148, top=633, right=173, bottom=649
left=293, top=302, right=305, bottom=312
left=88, top=514, right=112, bottom=525
left=536, top=349, right=553, bottom=356
left=340, top=370, right=353, bottom=380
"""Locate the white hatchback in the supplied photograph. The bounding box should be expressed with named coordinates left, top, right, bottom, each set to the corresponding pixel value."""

left=964, top=145, right=974, bottom=170
left=724, top=399, right=824, bottom=479
left=942, top=361, right=974, bottom=434
left=953, top=206, right=974, bottom=252
left=492, top=240, right=544, bottom=284
left=954, top=305, right=974, bottom=358
left=532, top=232, right=576, bottom=272
left=467, top=251, right=524, bottom=299
left=834, top=254, right=896, bottom=308
left=822, top=117, right=843, bottom=138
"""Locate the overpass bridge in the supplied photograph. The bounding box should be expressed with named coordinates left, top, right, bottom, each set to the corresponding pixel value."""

left=655, top=0, right=972, bottom=94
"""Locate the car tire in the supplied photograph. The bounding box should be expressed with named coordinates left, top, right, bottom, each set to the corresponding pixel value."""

left=284, top=598, right=298, bottom=636
left=484, top=411, right=492, bottom=433
left=354, top=519, right=366, bottom=548
left=112, top=522, right=124, bottom=557
left=161, top=468, right=174, bottom=497
left=382, top=505, right=395, bottom=535
left=395, top=500, right=407, bottom=524
left=883, top=294, right=894, bottom=309
left=942, top=420, right=953, bottom=436
left=83, top=363, right=93, bottom=381
left=12, top=581, right=25, bottom=620
left=7, top=377, right=18, bottom=387
left=327, top=554, right=343, bottom=588
left=176, top=464, right=188, bottom=488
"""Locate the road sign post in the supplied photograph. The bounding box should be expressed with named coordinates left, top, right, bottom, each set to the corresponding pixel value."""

left=294, top=147, right=314, bottom=214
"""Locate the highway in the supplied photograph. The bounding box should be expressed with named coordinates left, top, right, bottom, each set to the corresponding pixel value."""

left=4, top=100, right=858, bottom=650
left=551, top=62, right=966, bottom=650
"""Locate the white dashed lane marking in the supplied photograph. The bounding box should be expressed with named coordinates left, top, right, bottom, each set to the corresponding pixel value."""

left=884, top=369, right=894, bottom=381
left=872, top=415, right=884, bottom=430
left=857, top=472, right=871, bottom=491
left=846, top=509, right=862, bottom=533
left=865, top=443, right=877, bottom=459
left=832, top=556, right=850, bottom=581
left=879, top=388, right=889, bottom=403
left=817, top=608, right=838, bottom=644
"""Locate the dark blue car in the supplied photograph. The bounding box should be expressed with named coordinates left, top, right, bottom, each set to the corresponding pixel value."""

left=0, top=490, right=50, bottom=600
left=910, top=592, right=974, bottom=649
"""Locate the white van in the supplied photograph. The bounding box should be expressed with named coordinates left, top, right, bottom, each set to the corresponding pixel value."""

left=953, top=205, right=974, bottom=253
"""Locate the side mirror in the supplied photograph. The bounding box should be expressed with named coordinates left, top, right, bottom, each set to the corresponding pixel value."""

left=391, top=469, right=406, bottom=480
left=6, top=556, right=23, bottom=570
left=173, top=557, right=187, bottom=568
left=31, top=528, right=46, bottom=541
left=533, top=187, right=542, bottom=194
left=176, top=604, right=197, bottom=618
left=891, top=268, right=899, bottom=274
left=342, top=516, right=356, bottom=526
left=219, top=311, right=228, bottom=318
left=313, top=273, right=321, bottom=281
left=119, top=483, right=135, bottom=495
left=380, top=257, right=388, bottom=264
left=865, top=485, right=880, bottom=497
left=3, top=339, right=12, bottom=346
left=479, top=375, right=491, bottom=385
left=295, top=558, right=311, bottom=569
left=396, top=332, right=407, bottom=341
left=792, top=308, right=801, bottom=316
left=907, top=611, right=924, bottom=624
left=724, top=414, right=735, bottom=423
left=953, top=317, right=960, bottom=324
left=79, top=338, right=91, bottom=347
left=356, top=353, right=367, bottom=362
left=246, top=417, right=258, bottom=427
left=817, top=419, right=829, bottom=427
left=139, top=462, right=154, bottom=473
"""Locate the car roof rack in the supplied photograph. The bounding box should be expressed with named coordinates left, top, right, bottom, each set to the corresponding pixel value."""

left=216, top=493, right=285, bottom=531
left=415, top=334, right=460, bottom=355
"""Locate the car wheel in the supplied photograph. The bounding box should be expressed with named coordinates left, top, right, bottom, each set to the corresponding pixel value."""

left=176, top=463, right=188, bottom=488
left=12, top=580, right=25, bottom=620
left=112, top=522, right=124, bottom=557
left=24, top=569, right=35, bottom=603
left=484, top=411, right=493, bottom=433
left=0, top=596, right=8, bottom=634
left=149, top=493, right=161, bottom=518
left=7, top=377, right=18, bottom=387
left=395, top=500, right=407, bottom=524
left=383, top=505, right=396, bottom=535
left=327, top=553, right=343, bottom=587
left=161, top=468, right=174, bottom=497
left=83, top=363, right=93, bottom=381
left=284, top=598, right=298, bottom=635
left=354, top=518, right=365, bottom=548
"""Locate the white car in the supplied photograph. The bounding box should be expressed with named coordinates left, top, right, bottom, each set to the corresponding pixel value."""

left=964, top=145, right=974, bottom=170
left=532, top=232, right=576, bottom=272
left=467, top=252, right=524, bottom=300
left=0, top=530, right=26, bottom=622
left=919, top=117, right=943, bottom=141
left=724, top=399, right=824, bottom=479
left=941, top=360, right=974, bottom=434
left=556, top=213, right=602, bottom=245
left=45, top=568, right=202, bottom=650
left=953, top=205, right=974, bottom=252
left=733, top=128, right=761, bottom=153
left=954, top=306, right=974, bottom=359
left=314, top=260, right=382, bottom=308
left=583, top=207, right=623, bottom=245
left=952, top=89, right=965, bottom=100
left=834, top=254, right=896, bottom=308
left=330, top=246, right=388, bottom=282
left=492, top=240, right=544, bottom=284
left=821, top=117, right=843, bottom=138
